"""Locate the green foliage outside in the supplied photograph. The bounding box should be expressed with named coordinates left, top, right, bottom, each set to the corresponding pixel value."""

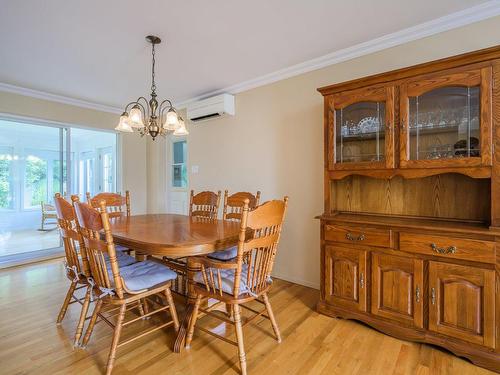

left=25, top=156, right=47, bottom=208
left=0, top=159, right=11, bottom=209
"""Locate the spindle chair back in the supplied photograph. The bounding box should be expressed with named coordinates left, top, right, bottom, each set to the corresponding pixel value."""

left=222, top=190, right=261, bottom=222
left=86, top=191, right=130, bottom=218
left=54, top=193, right=93, bottom=346
left=55, top=193, right=87, bottom=279
left=186, top=196, right=289, bottom=375
left=189, top=190, right=221, bottom=219
left=74, top=199, right=126, bottom=298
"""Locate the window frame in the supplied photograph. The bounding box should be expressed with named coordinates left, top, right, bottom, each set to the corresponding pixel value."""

left=171, top=139, right=188, bottom=190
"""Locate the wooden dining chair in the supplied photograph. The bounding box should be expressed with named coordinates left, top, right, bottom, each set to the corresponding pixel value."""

left=189, top=190, right=221, bottom=219
left=163, top=190, right=221, bottom=296
left=208, top=190, right=262, bottom=261
left=87, top=191, right=131, bottom=217
left=74, top=199, right=179, bottom=375
left=222, top=190, right=261, bottom=221
left=185, top=197, right=289, bottom=375
left=54, top=193, right=93, bottom=347
left=87, top=191, right=132, bottom=254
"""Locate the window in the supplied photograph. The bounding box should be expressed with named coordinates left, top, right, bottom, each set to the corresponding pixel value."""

left=72, top=129, right=116, bottom=198
left=0, top=119, right=118, bottom=261
left=172, top=140, right=187, bottom=188
left=79, top=151, right=95, bottom=197
left=24, top=153, right=48, bottom=209
left=101, top=147, right=114, bottom=192
left=0, top=146, right=14, bottom=210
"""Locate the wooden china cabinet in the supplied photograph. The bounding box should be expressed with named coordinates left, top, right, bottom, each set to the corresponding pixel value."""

left=317, top=46, right=500, bottom=372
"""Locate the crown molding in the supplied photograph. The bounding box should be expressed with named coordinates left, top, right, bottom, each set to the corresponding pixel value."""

left=1, top=2, right=499, bottom=113
left=175, top=0, right=500, bottom=108
left=0, top=82, right=122, bottom=114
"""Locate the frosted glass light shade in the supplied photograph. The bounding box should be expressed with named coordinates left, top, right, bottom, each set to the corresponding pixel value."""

left=129, top=106, right=144, bottom=128
left=164, top=109, right=179, bottom=130
left=173, top=118, right=189, bottom=136
left=115, top=114, right=133, bottom=133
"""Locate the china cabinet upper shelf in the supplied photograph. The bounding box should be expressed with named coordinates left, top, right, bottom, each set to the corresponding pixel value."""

left=320, top=52, right=496, bottom=179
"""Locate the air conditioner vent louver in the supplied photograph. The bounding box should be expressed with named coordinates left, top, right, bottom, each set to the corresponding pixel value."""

left=190, top=113, right=221, bottom=122
left=187, top=94, right=235, bottom=123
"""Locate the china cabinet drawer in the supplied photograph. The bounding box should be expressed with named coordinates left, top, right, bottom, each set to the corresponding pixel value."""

left=400, top=233, right=495, bottom=263
left=324, top=224, right=392, bottom=248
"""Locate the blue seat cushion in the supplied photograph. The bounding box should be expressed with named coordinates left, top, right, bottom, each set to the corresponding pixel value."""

left=193, top=264, right=270, bottom=296
left=207, top=246, right=238, bottom=261
left=105, top=251, right=137, bottom=268
left=115, top=244, right=130, bottom=252
left=118, top=261, right=177, bottom=292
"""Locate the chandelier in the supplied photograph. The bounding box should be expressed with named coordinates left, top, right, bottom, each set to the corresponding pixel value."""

left=115, top=35, right=188, bottom=140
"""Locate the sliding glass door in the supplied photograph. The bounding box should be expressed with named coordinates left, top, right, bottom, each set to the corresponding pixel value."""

left=71, top=128, right=117, bottom=199
left=0, top=118, right=117, bottom=263
left=0, top=121, right=63, bottom=259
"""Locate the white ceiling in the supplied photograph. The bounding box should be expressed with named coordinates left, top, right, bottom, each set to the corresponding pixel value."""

left=0, top=0, right=494, bottom=110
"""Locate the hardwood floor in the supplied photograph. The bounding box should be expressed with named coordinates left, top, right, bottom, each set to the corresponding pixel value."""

left=0, top=259, right=494, bottom=375
left=0, top=228, right=60, bottom=257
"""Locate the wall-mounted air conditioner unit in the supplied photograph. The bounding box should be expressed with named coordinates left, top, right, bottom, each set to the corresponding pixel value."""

left=186, top=93, right=235, bottom=123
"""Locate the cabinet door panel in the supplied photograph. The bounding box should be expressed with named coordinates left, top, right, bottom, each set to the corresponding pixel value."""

left=325, top=245, right=367, bottom=312
left=400, top=66, right=492, bottom=169
left=429, top=261, right=495, bottom=348
left=328, top=84, right=395, bottom=171
left=371, top=253, right=424, bottom=328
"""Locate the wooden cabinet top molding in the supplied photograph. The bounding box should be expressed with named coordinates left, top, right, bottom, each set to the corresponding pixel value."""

left=317, top=45, right=500, bottom=96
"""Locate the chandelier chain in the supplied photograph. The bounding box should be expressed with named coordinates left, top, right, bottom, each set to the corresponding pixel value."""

left=151, top=42, right=156, bottom=95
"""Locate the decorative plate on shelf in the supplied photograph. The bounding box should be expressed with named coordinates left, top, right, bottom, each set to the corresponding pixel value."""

left=358, top=117, right=380, bottom=133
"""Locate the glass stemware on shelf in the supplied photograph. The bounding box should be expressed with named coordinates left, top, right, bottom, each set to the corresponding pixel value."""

left=408, top=86, right=480, bottom=161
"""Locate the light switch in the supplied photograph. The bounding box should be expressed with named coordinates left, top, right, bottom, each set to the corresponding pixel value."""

left=191, top=165, right=199, bottom=174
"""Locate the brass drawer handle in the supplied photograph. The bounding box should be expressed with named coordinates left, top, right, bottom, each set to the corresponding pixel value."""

left=360, top=272, right=364, bottom=289
left=415, top=285, right=420, bottom=303
left=346, top=233, right=365, bottom=241
left=431, top=287, right=436, bottom=305
left=430, top=243, right=456, bottom=254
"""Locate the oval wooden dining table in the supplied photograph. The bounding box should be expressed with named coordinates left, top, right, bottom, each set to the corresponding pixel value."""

left=108, top=213, right=241, bottom=353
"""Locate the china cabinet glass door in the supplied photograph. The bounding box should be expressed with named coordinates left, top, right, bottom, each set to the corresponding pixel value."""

left=400, top=67, right=492, bottom=168
left=329, top=85, right=395, bottom=170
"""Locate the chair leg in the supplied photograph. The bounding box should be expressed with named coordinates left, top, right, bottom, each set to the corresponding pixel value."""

left=185, top=294, right=202, bottom=348
left=57, top=281, right=77, bottom=324
left=137, top=300, right=145, bottom=317
left=74, top=286, right=92, bottom=347
left=226, top=303, right=234, bottom=320
left=233, top=304, right=247, bottom=375
left=81, top=299, right=102, bottom=348
left=142, top=298, right=149, bottom=314
left=262, top=293, right=281, bottom=343
left=164, top=288, right=179, bottom=331
left=106, top=304, right=126, bottom=375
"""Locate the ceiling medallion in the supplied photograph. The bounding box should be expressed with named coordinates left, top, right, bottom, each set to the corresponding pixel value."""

left=115, top=35, right=188, bottom=140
